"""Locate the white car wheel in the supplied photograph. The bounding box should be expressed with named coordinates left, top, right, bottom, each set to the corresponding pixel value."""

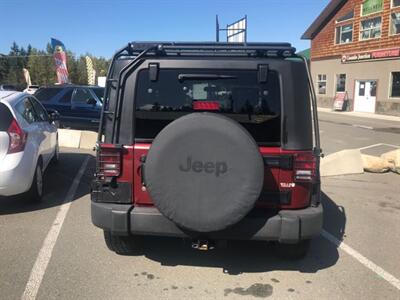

left=28, top=162, right=43, bottom=202
left=36, top=165, right=43, bottom=197
left=52, top=140, right=60, bottom=164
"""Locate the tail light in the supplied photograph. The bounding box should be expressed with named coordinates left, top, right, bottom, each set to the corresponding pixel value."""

left=97, top=144, right=122, bottom=178
left=193, top=101, right=220, bottom=111
left=7, top=119, right=27, bottom=154
left=293, top=152, right=317, bottom=182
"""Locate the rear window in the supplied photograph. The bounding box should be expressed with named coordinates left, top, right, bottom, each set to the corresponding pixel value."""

left=15, top=98, right=38, bottom=124
left=135, top=69, right=281, bottom=144
left=34, top=88, right=62, bottom=102
left=0, top=103, right=13, bottom=131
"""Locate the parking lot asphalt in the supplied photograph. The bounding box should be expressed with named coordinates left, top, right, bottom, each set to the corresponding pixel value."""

left=1, top=112, right=400, bottom=300
left=0, top=150, right=92, bottom=299
left=319, top=111, right=400, bottom=155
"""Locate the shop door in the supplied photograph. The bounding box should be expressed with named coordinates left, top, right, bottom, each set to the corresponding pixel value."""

left=354, top=80, right=377, bottom=113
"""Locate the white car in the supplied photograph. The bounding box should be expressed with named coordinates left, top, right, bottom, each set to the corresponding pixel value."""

left=0, top=91, right=59, bottom=201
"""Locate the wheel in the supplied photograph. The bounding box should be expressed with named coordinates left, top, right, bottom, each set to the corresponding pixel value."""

left=274, top=240, right=310, bottom=260
left=28, top=162, right=44, bottom=202
left=51, top=139, right=59, bottom=165
left=103, top=230, right=142, bottom=255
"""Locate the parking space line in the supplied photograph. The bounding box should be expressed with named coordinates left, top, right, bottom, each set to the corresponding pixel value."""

left=352, top=124, right=374, bottom=130
left=359, top=143, right=383, bottom=150
left=21, top=156, right=90, bottom=300
left=322, top=230, right=400, bottom=291
left=359, top=143, right=400, bottom=151
left=381, top=143, right=400, bottom=149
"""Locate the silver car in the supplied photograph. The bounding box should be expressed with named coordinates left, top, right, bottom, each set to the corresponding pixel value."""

left=0, top=91, right=59, bottom=201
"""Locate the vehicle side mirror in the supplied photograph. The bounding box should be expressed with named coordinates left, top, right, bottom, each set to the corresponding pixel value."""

left=47, top=109, right=60, bottom=123
left=87, top=98, right=97, bottom=106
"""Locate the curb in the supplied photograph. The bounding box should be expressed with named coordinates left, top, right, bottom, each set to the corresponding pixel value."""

left=58, top=129, right=97, bottom=150
left=321, top=148, right=400, bottom=176
left=321, top=149, right=364, bottom=177
left=318, top=107, right=400, bottom=122
left=58, top=129, right=398, bottom=176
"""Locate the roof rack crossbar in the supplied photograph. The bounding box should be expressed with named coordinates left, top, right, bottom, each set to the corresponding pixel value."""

left=124, top=42, right=296, bottom=57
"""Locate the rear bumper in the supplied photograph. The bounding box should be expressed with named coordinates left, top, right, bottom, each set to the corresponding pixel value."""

left=0, top=151, right=35, bottom=196
left=91, top=202, right=323, bottom=243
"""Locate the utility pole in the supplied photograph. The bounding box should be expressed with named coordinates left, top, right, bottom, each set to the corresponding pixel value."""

left=216, top=15, right=220, bottom=42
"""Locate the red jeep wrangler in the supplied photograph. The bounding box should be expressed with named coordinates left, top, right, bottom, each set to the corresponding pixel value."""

left=91, top=42, right=323, bottom=259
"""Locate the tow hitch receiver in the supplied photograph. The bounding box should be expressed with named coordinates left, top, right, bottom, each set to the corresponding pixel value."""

left=191, top=240, right=215, bottom=251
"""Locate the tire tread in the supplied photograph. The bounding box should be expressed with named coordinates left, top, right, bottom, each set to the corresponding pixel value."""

left=103, top=230, right=141, bottom=255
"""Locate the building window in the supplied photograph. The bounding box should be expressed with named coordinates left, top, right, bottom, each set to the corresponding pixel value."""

left=360, top=17, right=382, bottom=40
left=336, top=74, right=346, bottom=92
left=336, top=24, right=353, bottom=44
left=393, top=0, right=400, bottom=8
left=317, top=74, right=327, bottom=94
left=336, top=10, right=354, bottom=23
left=391, top=12, right=400, bottom=35
left=391, top=72, right=400, bottom=98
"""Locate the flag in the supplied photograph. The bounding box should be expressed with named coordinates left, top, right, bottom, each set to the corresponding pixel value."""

left=51, top=38, right=69, bottom=84
left=22, top=68, right=32, bottom=87
left=85, top=56, right=96, bottom=85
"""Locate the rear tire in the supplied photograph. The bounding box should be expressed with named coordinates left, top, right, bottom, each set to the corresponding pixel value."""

left=103, top=230, right=142, bottom=255
left=274, top=240, right=310, bottom=260
left=28, top=162, right=43, bottom=202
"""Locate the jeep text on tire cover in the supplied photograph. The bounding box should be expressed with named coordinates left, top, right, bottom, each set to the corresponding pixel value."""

left=179, top=157, right=228, bottom=177
left=91, top=42, right=323, bottom=258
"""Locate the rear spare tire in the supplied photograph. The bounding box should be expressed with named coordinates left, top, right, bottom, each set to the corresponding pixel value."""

left=144, top=113, right=264, bottom=232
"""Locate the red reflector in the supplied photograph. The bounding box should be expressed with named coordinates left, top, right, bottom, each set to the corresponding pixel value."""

left=193, top=101, right=220, bottom=111
left=7, top=119, right=27, bottom=154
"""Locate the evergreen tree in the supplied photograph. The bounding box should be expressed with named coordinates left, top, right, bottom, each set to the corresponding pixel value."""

left=66, top=51, right=79, bottom=84
left=0, top=55, right=9, bottom=83
left=1, top=41, right=110, bottom=86
left=6, top=42, right=25, bottom=86
left=93, top=56, right=109, bottom=77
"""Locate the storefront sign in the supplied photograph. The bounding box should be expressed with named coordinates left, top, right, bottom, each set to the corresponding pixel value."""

left=361, top=0, right=383, bottom=16
left=333, top=92, right=348, bottom=111
left=341, top=48, right=400, bottom=63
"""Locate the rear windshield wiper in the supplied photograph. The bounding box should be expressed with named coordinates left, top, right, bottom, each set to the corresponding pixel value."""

left=178, top=74, right=237, bottom=81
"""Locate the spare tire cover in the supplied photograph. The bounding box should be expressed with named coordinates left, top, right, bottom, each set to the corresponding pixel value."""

left=144, top=113, right=264, bottom=232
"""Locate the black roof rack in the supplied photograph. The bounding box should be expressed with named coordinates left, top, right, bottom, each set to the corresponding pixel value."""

left=114, top=41, right=296, bottom=58
left=98, top=41, right=302, bottom=143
